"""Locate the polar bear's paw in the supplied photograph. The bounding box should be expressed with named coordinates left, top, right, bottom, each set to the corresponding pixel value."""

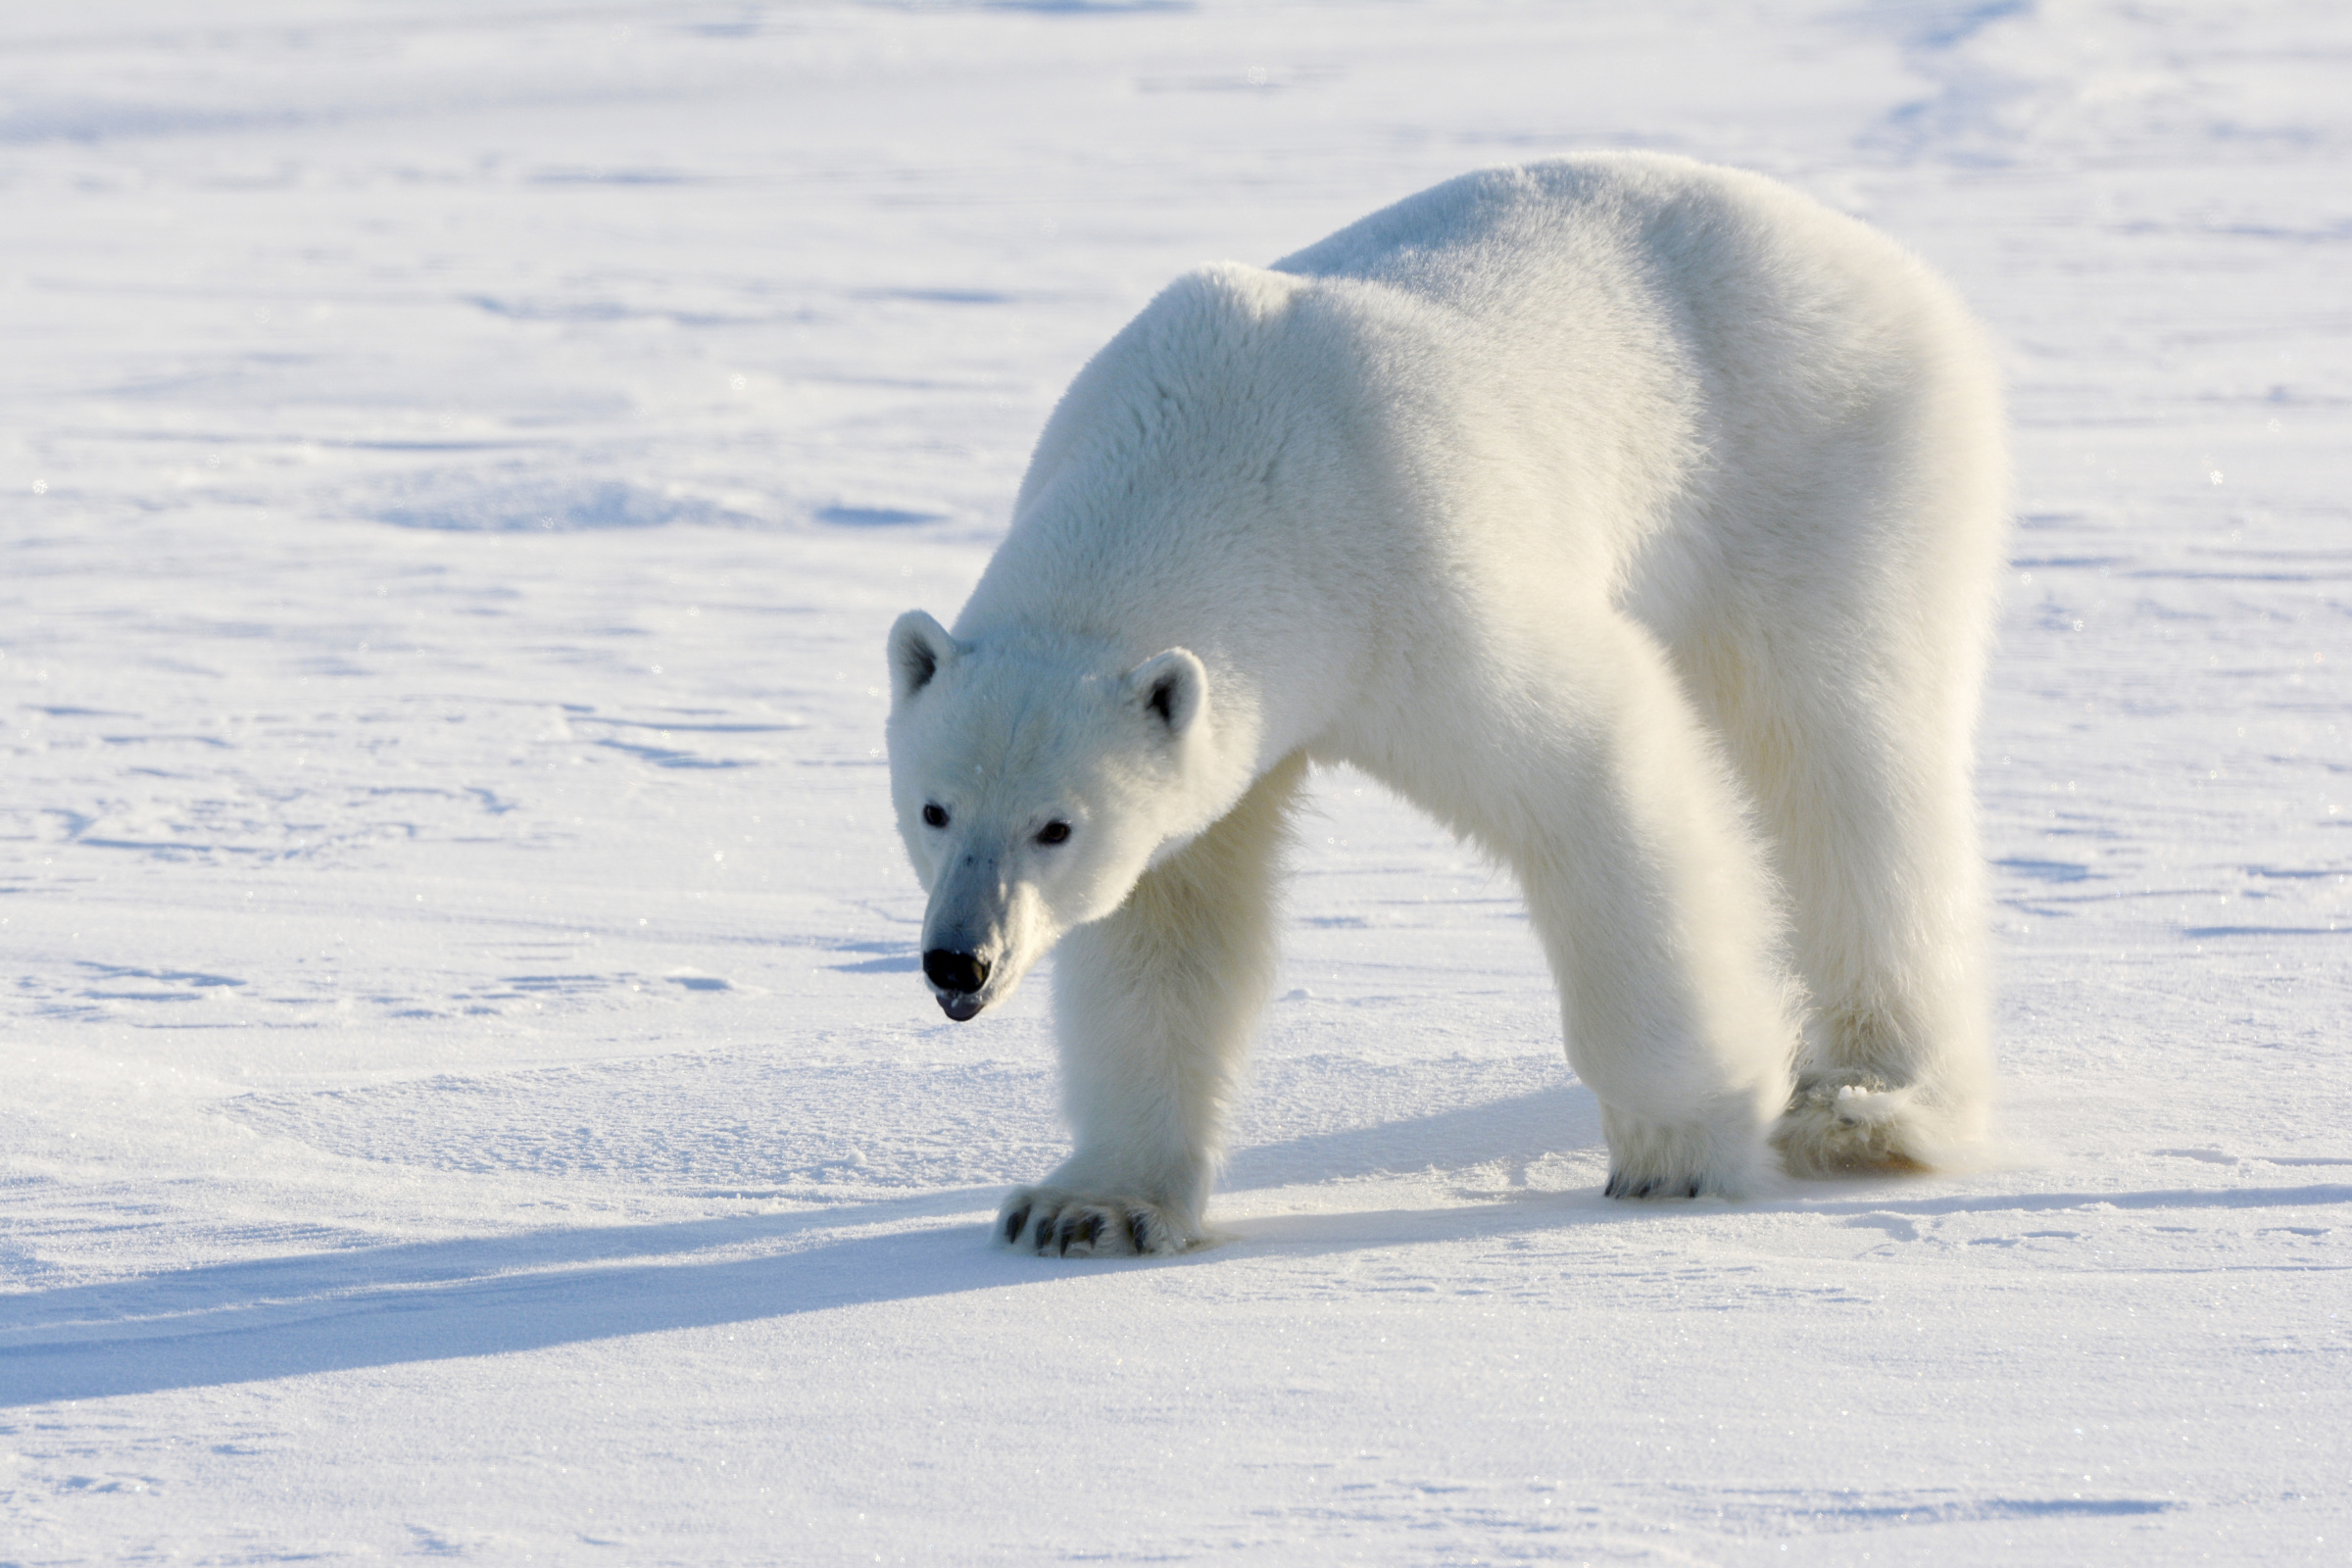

left=1772, top=1071, right=1936, bottom=1177
left=1598, top=1109, right=1761, bottom=1200
left=997, top=1187, right=1201, bottom=1257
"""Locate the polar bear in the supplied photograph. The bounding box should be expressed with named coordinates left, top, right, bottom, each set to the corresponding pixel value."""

left=885, top=154, right=2005, bottom=1255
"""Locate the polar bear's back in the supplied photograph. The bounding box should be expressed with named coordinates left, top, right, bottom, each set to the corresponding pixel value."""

left=1273, top=154, right=2002, bottom=637
left=1273, top=153, right=1992, bottom=466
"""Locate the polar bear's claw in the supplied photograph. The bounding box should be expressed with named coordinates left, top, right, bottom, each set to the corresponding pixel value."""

left=997, top=1187, right=1198, bottom=1257
left=1603, top=1172, right=1702, bottom=1200
left=1058, top=1212, right=1104, bottom=1254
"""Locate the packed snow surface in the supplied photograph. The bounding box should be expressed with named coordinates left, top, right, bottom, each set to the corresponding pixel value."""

left=3, top=2, right=2348, bottom=1562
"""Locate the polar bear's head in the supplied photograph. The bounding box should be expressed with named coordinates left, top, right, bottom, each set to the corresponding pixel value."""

left=884, top=610, right=1215, bottom=1021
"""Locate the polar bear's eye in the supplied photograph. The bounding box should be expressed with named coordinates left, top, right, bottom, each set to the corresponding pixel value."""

left=1035, top=820, right=1071, bottom=846
left=921, top=803, right=949, bottom=829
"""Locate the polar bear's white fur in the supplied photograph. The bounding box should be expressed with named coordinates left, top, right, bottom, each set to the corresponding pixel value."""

left=885, top=155, right=2006, bottom=1255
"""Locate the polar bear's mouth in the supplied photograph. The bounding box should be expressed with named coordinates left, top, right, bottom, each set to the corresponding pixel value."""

left=923, top=948, right=992, bottom=1021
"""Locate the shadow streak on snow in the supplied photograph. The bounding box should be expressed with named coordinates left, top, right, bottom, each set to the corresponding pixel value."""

left=0, top=1193, right=1013, bottom=1407
left=1223, top=1084, right=1601, bottom=1192
left=6, top=1177, right=2345, bottom=1407
left=1784, top=1182, right=2352, bottom=1219
left=1215, top=1182, right=2352, bottom=1258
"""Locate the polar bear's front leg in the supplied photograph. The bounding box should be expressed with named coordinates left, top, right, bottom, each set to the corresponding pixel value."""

left=1518, top=635, right=1799, bottom=1199
left=1371, top=614, right=1799, bottom=1200
left=1000, top=755, right=1306, bottom=1256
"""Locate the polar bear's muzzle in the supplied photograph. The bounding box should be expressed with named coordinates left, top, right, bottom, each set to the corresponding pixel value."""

left=917, top=852, right=1056, bottom=1021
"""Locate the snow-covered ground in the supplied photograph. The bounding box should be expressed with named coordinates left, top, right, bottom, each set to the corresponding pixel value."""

left=3, top=2, right=2347, bottom=1561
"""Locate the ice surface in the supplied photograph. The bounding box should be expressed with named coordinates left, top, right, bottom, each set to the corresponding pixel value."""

left=2, top=2, right=2347, bottom=1563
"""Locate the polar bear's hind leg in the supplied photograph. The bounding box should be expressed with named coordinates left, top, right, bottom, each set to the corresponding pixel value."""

left=1710, top=637, right=1994, bottom=1178
left=1700, top=558, right=1999, bottom=1175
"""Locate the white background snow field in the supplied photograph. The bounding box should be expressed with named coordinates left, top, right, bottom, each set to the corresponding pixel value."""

left=2, top=2, right=2346, bottom=1562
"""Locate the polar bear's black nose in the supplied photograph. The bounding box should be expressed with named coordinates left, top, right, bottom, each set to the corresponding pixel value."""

left=923, top=949, right=989, bottom=995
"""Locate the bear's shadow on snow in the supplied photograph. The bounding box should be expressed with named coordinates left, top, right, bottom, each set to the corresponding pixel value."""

left=0, top=1088, right=1599, bottom=1405
left=7, top=1096, right=2346, bottom=1405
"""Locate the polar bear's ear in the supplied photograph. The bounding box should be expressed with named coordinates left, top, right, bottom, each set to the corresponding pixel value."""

left=888, top=610, right=960, bottom=704
left=1123, top=648, right=1206, bottom=741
